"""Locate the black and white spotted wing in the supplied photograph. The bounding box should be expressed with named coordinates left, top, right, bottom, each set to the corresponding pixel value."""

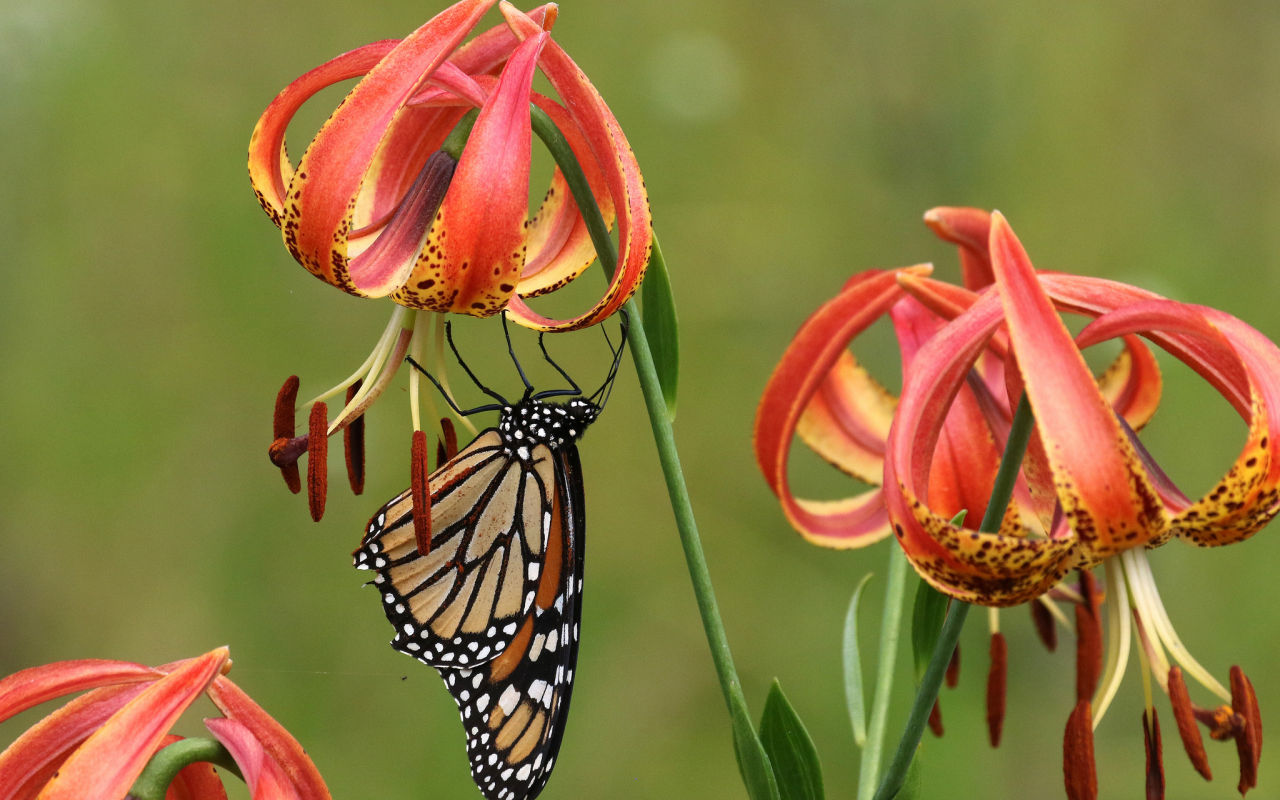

left=354, top=397, right=596, bottom=800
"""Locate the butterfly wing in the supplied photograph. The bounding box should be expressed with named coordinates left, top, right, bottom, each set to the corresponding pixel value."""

left=446, top=443, right=584, bottom=800
left=354, top=430, right=551, bottom=668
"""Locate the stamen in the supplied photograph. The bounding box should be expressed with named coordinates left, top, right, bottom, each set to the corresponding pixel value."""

left=329, top=323, right=414, bottom=435
left=437, top=417, right=459, bottom=469
left=1167, top=666, right=1213, bottom=780
left=987, top=631, right=1008, bottom=748
left=411, top=430, right=432, bottom=557
left=1143, top=709, right=1165, bottom=800
left=1230, top=666, right=1261, bottom=795
left=272, top=375, right=302, bottom=494
left=928, top=698, right=944, bottom=737
left=1076, top=570, right=1104, bottom=704
left=1132, top=608, right=1170, bottom=692
left=344, top=381, right=365, bottom=495
left=301, top=306, right=405, bottom=411
left=945, top=644, right=961, bottom=689
left=307, top=402, right=328, bottom=522
left=1063, top=700, right=1098, bottom=800
left=1093, top=558, right=1131, bottom=728
left=1032, top=596, right=1058, bottom=652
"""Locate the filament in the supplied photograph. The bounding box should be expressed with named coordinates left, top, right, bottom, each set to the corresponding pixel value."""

left=1093, top=557, right=1131, bottom=729
left=300, top=306, right=405, bottom=411
left=433, top=312, right=478, bottom=435
left=1038, top=595, right=1075, bottom=635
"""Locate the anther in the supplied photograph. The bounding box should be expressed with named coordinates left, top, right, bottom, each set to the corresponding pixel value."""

left=1167, top=666, right=1212, bottom=780
left=1230, top=665, right=1261, bottom=795
left=307, top=402, right=328, bottom=521
left=1076, top=570, right=1103, bottom=703
left=1063, top=700, right=1098, bottom=800
left=272, top=375, right=302, bottom=493
left=437, top=417, right=459, bottom=469
left=928, top=698, right=944, bottom=737
left=412, top=430, right=432, bottom=557
left=987, top=632, right=1008, bottom=748
left=1032, top=598, right=1058, bottom=652
left=1144, top=708, right=1165, bottom=800
left=945, top=644, right=961, bottom=689
left=344, top=380, right=365, bottom=495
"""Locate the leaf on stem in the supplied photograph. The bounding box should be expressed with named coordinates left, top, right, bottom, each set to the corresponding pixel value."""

left=759, top=680, right=825, bottom=800
left=641, top=234, right=679, bottom=422
left=911, top=581, right=949, bottom=687
left=894, top=748, right=924, bottom=800
left=843, top=573, right=875, bottom=747
left=730, top=686, right=781, bottom=800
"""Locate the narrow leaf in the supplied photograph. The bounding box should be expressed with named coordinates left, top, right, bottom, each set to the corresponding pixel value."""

left=843, top=573, right=875, bottom=747
left=893, top=749, right=924, bottom=800
left=911, top=581, right=949, bottom=687
left=759, top=680, right=825, bottom=800
left=730, top=686, right=781, bottom=800
left=641, top=234, right=679, bottom=422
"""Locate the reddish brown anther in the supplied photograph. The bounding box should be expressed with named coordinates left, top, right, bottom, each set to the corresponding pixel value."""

left=945, top=643, right=961, bottom=689
left=272, top=376, right=302, bottom=494
left=1144, top=708, right=1165, bottom=800
left=1031, top=598, right=1058, bottom=652
left=1231, top=666, right=1261, bottom=796
left=411, top=430, right=432, bottom=557
left=344, top=381, right=365, bottom=495
left=437, top=417, right=459, bottom=469
left=1168, top=666, right=1213, bottom=780
left=928, top=698, right=944, bottom=737
left=987, top=631, right=1008, bottom=748
left=1064, top=700, right=1098, bottom=800
left=307, top=403, right=328, bottom=521
left=1076, top=571, right=1103, bottom=703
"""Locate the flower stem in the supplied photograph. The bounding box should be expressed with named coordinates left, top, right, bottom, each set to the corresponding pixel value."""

left=857, top=542, right=910, bottom=800
left=530, top=106, right=750, bottom=716
left=872, top=394, right=1034, bottom=800
left=126, top=737, right=242, bottom=800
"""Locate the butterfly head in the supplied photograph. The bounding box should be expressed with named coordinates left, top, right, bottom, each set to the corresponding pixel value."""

left=498, top=396, right=601, bottom=451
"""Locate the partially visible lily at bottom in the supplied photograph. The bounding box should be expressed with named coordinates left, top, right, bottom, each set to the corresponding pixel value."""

left=757, top=206, right=1273, bottom=797
left=0, top=647, right=329, bottom=800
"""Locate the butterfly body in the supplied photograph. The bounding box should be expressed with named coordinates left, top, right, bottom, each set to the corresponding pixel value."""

left=354, top=395, right=598, bottom=800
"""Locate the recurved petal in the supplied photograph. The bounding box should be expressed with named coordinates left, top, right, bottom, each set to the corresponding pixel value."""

left=0, top=660, right=160, bottom=724
left=0, top=683, right=152, bottom=800
left=392, top=33, right=548, bottom=314
left=795, top=351, right=896, bottom=486
left=248, top=40, right=399, bottom=227
left=923, top=206, right=995, bottom=290
left=989, top=213, right=1166, bottom=560
left=34, top=648, right=228, bottom=800
left=283, top=0, right=496, bottom=295
left=755, top=268, right=922, bottom=548
left=205, top=718, right=300, bottom=800
left=881, top=290, right=1075, bottom=605
left=500, top=3, right=652, bottom=331
left=206, top=677, right=330, bottom=800
left=1096, top=335, right=1163, bottom=431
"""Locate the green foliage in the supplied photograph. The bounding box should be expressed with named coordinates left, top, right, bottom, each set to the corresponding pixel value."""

left=730, top=686, right=781, bottom=800
left=910, top=579, right=949, bottom=687
left=641, top=235, right=679, bottom=422
left=759, top=680, right=825, bottom=800
left=843, top=572, right=875, bottom=747
left=893, top=750, right=924, bottom=800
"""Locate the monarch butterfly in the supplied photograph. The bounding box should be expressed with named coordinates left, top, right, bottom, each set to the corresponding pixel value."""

left=353, top=313, right=628, bottom=800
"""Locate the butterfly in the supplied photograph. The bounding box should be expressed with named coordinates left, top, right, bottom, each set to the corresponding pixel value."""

left=353, top=313, right=627, bottom=800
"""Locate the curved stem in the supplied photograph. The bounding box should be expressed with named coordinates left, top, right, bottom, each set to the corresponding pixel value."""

left=857, top=543, right=910, bottom=800
left=872, top=395, right=1035, bottom=800
left=531, top=105, right=746, bottom=715
left=126, top=737, right=241, bottom=800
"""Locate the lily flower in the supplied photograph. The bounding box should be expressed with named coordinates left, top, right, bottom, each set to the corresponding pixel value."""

left=0, top=647, right=329, bottom=800
left=884, top=209, right=1275, bottom=797
left=251, top=0, right=651, bottom=519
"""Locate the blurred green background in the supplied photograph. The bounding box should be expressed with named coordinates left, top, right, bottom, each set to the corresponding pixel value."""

left=2, top=0, right=1279, bottom=797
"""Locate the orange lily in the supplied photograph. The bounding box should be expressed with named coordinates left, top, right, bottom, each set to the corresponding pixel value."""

left=253, top=0, right=651, bottom=520
left=0, top=648, right=329, bottom=800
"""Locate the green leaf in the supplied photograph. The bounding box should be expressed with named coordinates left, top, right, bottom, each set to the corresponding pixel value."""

left=843, top=573, right=875, bottom=747
left=730, top=686, right=781, bottom=800
left=641, top=234, right=679, bottom=422
left=759, top=680, right=825, bottom=800
left=911, top=580, right=949, bottom=687
left=892, top=749, right=924, bottom=800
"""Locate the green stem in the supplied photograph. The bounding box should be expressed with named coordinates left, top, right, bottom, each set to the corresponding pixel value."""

left=872, top=395, right=1034, bottom=800
left=530, top=105, right=746, bottom=714
left=127, top=737, right=242, bottom=800
left=441, top=109, right=479, bottom=161
left=857, top=543, right=910, bottom=800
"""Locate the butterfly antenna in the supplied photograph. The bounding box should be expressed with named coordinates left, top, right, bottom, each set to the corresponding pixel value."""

left=446, top=321, right=510, bottom=406
left=532, top=330, right=582, bottom=400
left=591, top=310, right=630, bottom=409
left=501, top=313, right=534, bottom=399
left=405, top=357, right=504, bottom=417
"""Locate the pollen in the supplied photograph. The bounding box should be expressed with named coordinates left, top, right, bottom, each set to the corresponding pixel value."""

left=344, top=380, right=365, bottom=495
left=987, top=632, right=1007, bottom=748
left=272, top=375, right=301, bottom=494
left=307, top=402, right=328, bottom=522
left=412, top=430, right=432, bottom=557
